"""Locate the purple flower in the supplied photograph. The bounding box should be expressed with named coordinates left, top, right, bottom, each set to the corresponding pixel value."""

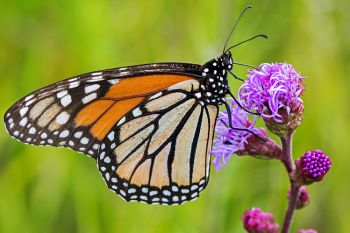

left=288, top=186, right=310, bottom=209
left=298, top=229, right=318, bottom=233
left=242, top=208, right=279, bottom=233
left=211, top=99, right=282, bottom=170
left=296, top=150, right=332, bottom=184
left=239, top=62, right=304, bottom=123
left=211, top=99, right=258, bottom=170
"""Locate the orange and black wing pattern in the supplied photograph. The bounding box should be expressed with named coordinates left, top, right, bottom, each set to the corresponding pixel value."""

left=97, top=78, right=218, bottom=205
left=4, top=63, right=218, bottom=205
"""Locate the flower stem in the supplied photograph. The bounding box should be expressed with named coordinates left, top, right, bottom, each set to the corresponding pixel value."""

left=280, top=132, right=294, bottom=174
left=280, top=132, right=299, bottom=233
left=281, top=182, right=300, bottom=233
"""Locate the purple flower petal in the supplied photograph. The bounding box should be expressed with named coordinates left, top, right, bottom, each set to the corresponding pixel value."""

left=239, top=62, right=304, bottom=122
left=211, top=99, right=259, bottom=171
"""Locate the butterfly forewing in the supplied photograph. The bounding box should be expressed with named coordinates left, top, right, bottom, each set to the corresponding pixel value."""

left=4, top=72, right=115, bottom=157
left=4, top=63, right=202, bottom=159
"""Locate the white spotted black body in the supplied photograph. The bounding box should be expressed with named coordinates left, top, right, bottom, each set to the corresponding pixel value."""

left=197, top=52, right=233, bottom=105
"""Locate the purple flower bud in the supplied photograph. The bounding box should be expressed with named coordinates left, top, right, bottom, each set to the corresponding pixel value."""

left=236, top=127, right=282, bottom=159
left=296, top=150, right=332, bottom=184
left=242, top=208, right=279, bottom=233
left=288, top=186, right=310, bottom=209
left=211, top=99, right=281, bottom=171
left=239, top=62, right=305, bottom=137
left=298, top=229, right=318, bottom=233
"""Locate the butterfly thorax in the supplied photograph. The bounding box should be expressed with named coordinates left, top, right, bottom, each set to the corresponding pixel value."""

left=199, top=52, right=233, bottom=105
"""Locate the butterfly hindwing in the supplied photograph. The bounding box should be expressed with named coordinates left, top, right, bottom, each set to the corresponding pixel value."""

left=97, top=79, right=218, bottom=205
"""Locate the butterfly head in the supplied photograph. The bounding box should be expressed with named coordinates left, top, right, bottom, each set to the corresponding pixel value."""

left=219, top=51, right=233, bottom=71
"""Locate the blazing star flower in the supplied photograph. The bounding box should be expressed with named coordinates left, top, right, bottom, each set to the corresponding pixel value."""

left=211, top=99, right=281, bottom=171
left=239, top=63, right=305, bottom=137
left=211, top=99, right=258, bottom=170
left=239, top=62, right=304, bottom=122
left=242, top=208, right=279, bottom=233
left=288, top=186, right=310, bottom=209
left=296, top=150, right=332, bottom=185
left=298, top=229, right=318, bottom=233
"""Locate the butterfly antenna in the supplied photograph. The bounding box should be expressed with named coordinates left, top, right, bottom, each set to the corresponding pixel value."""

left=225, top=34, right=268, bottom=53
left=222, top=5, right=252, bottom=54
left=232, top=62, right=257, bottom=69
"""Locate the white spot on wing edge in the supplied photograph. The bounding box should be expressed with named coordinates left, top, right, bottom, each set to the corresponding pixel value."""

left=61, top=95, right=72, bottom=107
left=19, top=107, right=29, bottom=117
left=163, top=190, right=171, bottom=196
left=107, top=131, right=115, bottom=141
left=128, top=188, right=136, bottom=194
left=25, top=99, right=35, bottom=106
left=82, top=93, right=97, bottom=104
left=80, top=137, right=89, bottom=145
left=111, top=177, right=117, bottom=183
left=149, top=92, right=162, bottom=100
left=108, top=79, right=119, bottom=84
left=59, top=130, right=69, bottom=138
left=90, top=75, right=104, bottom=81
left=69, top=81, right=80, bottom=89
left=74, top=131, right=83, bottom=138
left=92, top=72, right=103, bottom=76
left=57, top=90, right=68, bottom=98
left=28, top=127, right=36, bottom=134
left=84, top=84, right=100, bottom=93
left=19, top=117, right=28, bottom=127
left=150, top=190, right=158, bottom=196
left=24, top=94, right=34, bottom=101
left=117, top=117, right=126, bottom=126
left=103, top=157, right=111, bottom=163
left=132, top=107, right=142, bottom=117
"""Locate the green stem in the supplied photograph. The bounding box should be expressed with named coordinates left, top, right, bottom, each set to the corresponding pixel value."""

left=280, top=132, right=294, bottom=175
left=281, top=181, right=300, bottom=233
left=280, top=132, right=299, bottom=233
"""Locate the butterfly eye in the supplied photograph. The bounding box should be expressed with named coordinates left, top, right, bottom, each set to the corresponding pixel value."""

left=221, top=53, right=233, bottom=68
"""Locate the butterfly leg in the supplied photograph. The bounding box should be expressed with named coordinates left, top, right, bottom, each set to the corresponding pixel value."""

left=224, top=102, right=266, bottom=142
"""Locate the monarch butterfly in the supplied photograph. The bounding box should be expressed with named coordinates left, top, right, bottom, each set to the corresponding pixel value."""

left=4, top=6, right=266, bottom=205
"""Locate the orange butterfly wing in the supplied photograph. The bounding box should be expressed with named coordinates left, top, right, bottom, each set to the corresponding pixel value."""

left=4, top=64, right=200, bottom=158
left=4, top=63, right=218, bottom=205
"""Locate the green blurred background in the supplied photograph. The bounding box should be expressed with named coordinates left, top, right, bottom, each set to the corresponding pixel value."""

left=1, top=0, right=349, bottom=232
